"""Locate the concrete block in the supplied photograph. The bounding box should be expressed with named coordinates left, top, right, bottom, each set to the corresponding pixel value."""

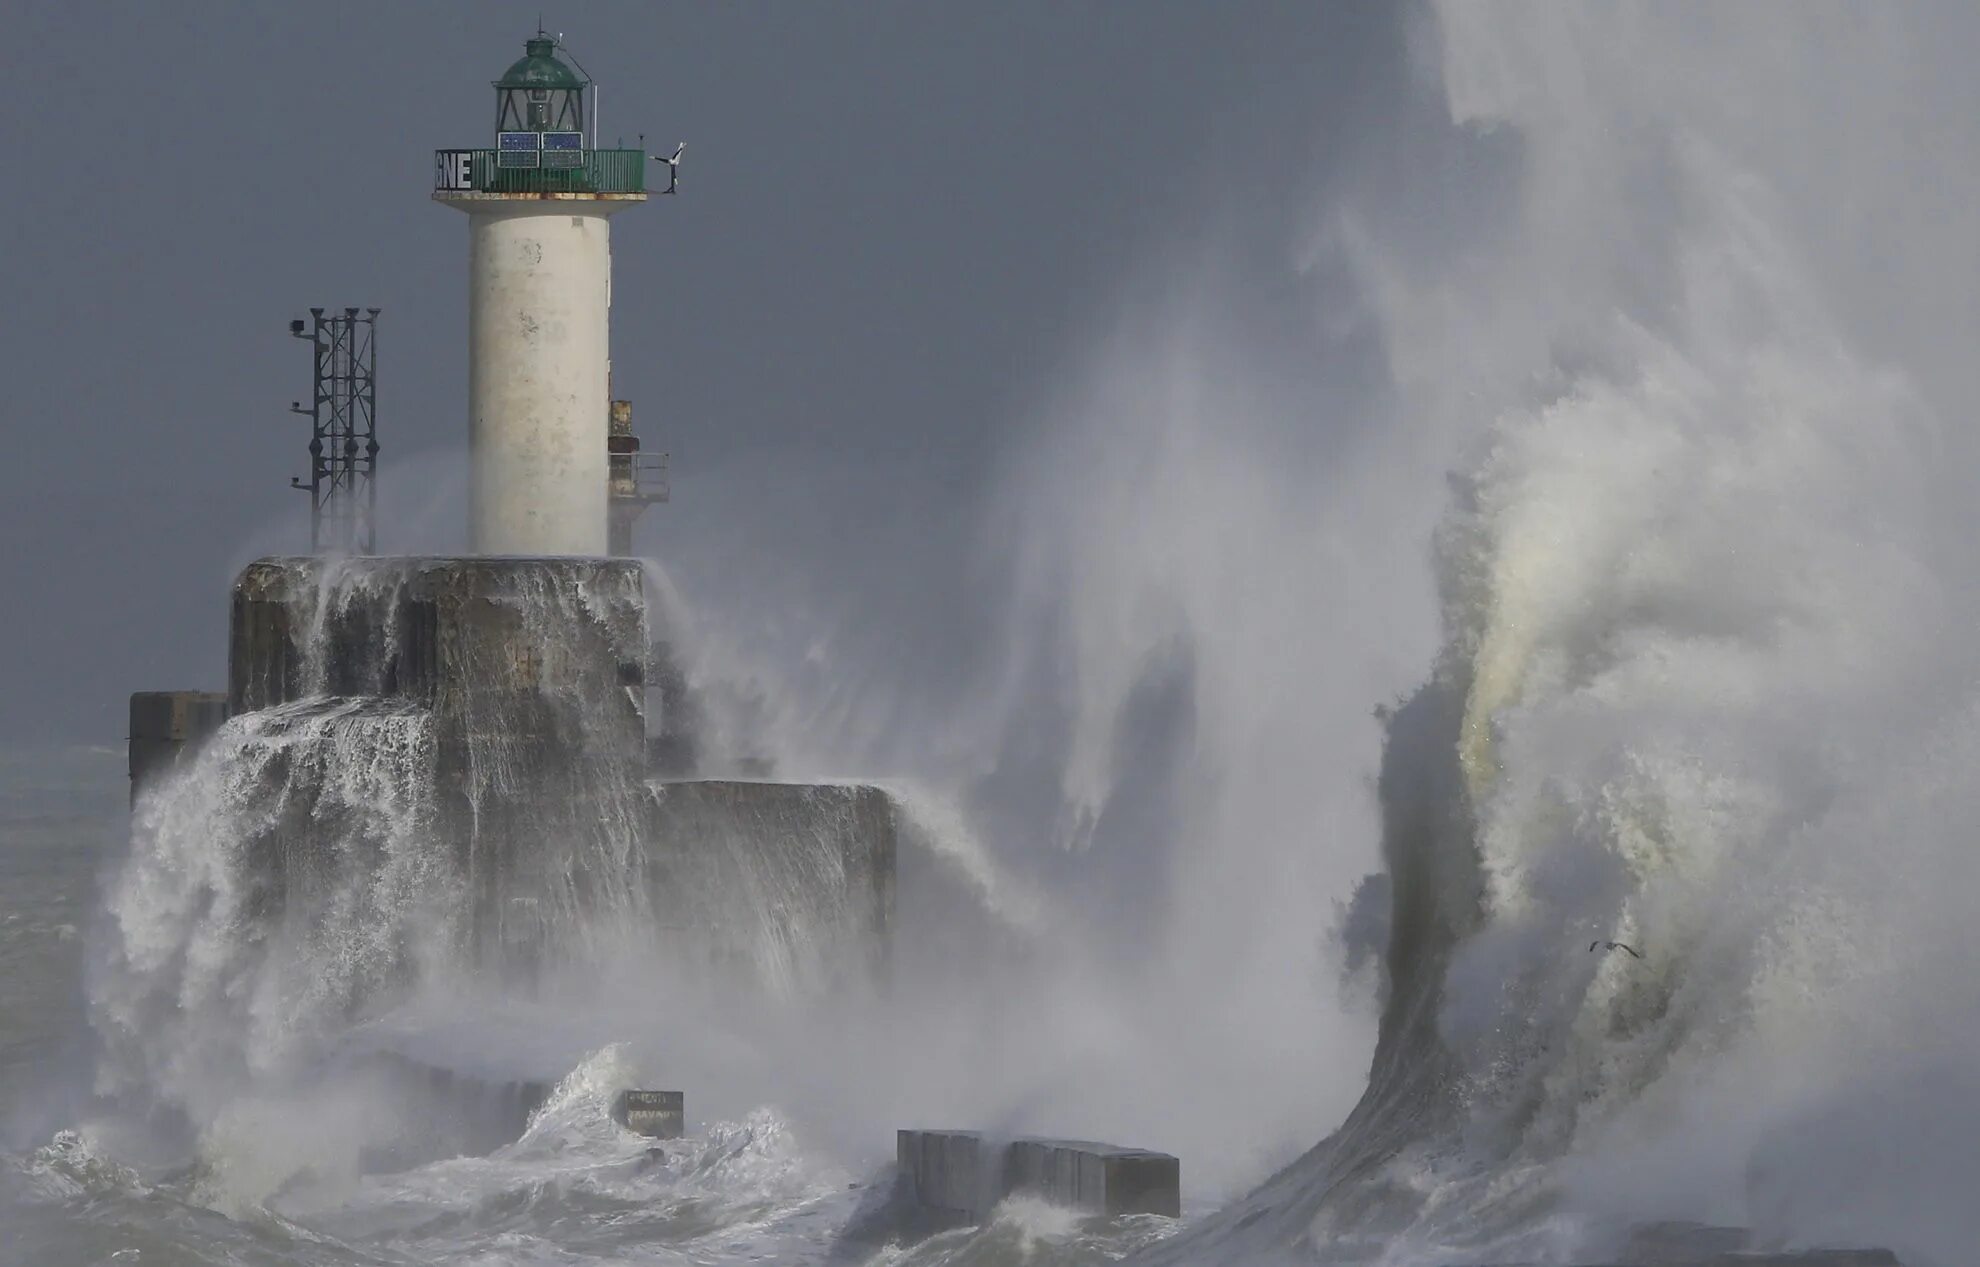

left=128, top=690, right=229, bottom=799
left=612, top=1090, right=684, bottom=1138
left=647, top=780, right=896, bottom=991
left=220, top=555, right=897, bottom=993
left=1004, top=1138, right=1180, bottom=1217
left=229, top=557, right=648, bottom=762
left=896, top=1130, right=1181, bottom=1220
left=226, top=556, right=651, bottom=973
left=897, top=1130, right=994, bottom=1218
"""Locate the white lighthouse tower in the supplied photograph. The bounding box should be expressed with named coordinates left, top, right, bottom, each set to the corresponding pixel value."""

left=434, top=36, right=648, bottom=555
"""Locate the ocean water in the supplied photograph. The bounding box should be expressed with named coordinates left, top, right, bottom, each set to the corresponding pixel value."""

left=0, top=747, right=121, bottom=1139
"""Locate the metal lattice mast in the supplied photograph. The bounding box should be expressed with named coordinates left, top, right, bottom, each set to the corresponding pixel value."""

left=289, top=307, right=380, bottom=553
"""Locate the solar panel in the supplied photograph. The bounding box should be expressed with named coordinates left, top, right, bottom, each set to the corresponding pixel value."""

left=498, top=131, right=541, bottom=152
left=543, top=132, right=585, bottom=151
left=497, top=149, right=541, bottom=169
left=541, top=150, right=583, bottom=169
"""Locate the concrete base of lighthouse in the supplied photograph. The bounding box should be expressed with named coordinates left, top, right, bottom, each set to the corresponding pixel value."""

left=204, top=554, right=897, bottom=993
left=439, top=192, right=644, bottom=555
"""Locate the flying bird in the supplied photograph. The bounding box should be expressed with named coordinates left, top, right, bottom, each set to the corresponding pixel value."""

left=1589, top=940, right=1643, bottom=959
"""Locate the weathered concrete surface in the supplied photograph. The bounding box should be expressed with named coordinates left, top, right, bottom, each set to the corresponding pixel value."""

left=127, top=690, right=229, bottom=801
left=1004, top=1137, right=1180, bottom=1217
left=612, top=1090, right=684, bottom=1139
left=896, top=1130, right=1181, bottom=1220
left=229, top=556, right=649, bottom=970
left=229, top=556, right=648, bottom=760
left=224, top=556, right=898, bottom=990
left=897, top=1130, right=995, bottom=1218
left=648, top=780, right=896, bottom=990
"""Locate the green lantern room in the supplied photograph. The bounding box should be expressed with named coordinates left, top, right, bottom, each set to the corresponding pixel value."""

left=495, top=36, right=587, bottom=144
left=435, top=33, right=646, bottom=197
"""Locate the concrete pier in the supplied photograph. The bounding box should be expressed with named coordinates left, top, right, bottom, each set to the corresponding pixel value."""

left=896, top=1130, right=1181, bottom=1220
left=223, top=555, right=899, bottom=990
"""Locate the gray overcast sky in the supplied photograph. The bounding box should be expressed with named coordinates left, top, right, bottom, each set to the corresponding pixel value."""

left=2, top=2, right=1405, bottom=742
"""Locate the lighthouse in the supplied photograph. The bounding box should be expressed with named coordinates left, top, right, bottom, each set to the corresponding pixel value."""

left=434, top=36, right=649, bottom=555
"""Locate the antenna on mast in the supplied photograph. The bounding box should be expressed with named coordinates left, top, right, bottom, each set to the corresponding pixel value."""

left=285, top=308, right=380, bottom=554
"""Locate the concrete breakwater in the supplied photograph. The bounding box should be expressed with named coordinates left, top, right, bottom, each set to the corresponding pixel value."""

left=109, top=554, right=901, bottom=1176
left=131, top=556, right=897, bottom=997
left=896, top=1129, right=1181, bottom=1219
left=127, top=691, right=228, bottom=803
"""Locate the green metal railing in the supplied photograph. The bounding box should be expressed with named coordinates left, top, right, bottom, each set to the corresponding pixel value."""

left=436, top=149, right=646, bottom=195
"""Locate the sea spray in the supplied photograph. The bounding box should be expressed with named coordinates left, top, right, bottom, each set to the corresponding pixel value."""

left=1139, top=6, right=1980, bottom=1263
left=96, top=698, right=443, bottom=1115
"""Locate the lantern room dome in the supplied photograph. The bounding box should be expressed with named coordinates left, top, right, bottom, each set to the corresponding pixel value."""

left=496, top=37, right=587, bottom=91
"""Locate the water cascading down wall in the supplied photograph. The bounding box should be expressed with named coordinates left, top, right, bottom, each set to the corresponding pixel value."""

left=118, top=553, right=895, bottom=1123
left=220, top=555, right=895, bottom=994
left=104, top=554, right=889, bottom=1182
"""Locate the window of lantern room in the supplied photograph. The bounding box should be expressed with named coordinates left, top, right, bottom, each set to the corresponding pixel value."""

left=528, top=87, right=549, bottom=131
left=552, top=86, right=583, bottom=135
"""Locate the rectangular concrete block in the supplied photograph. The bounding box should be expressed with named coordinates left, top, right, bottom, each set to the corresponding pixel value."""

left=896, top=1130, right=1180, bottom=1220
left=613, top=1090, right=684, bottom=1138
left=128, top=690, right=229, bottom=799
left=648, top=780, right=897, bottom=990
left=1004, top=1138, right=1181, bottom=1217
left=218, top=556, right=897, bottom=995
left=229, top=556, right=648, bottom=761
left=226, top=556, right=652, bottom=973
left=897, top=1130, right=993, bottom=1218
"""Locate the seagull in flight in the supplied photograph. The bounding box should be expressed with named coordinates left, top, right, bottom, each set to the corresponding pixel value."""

left=1590, top=940, right=1643, bottom=959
